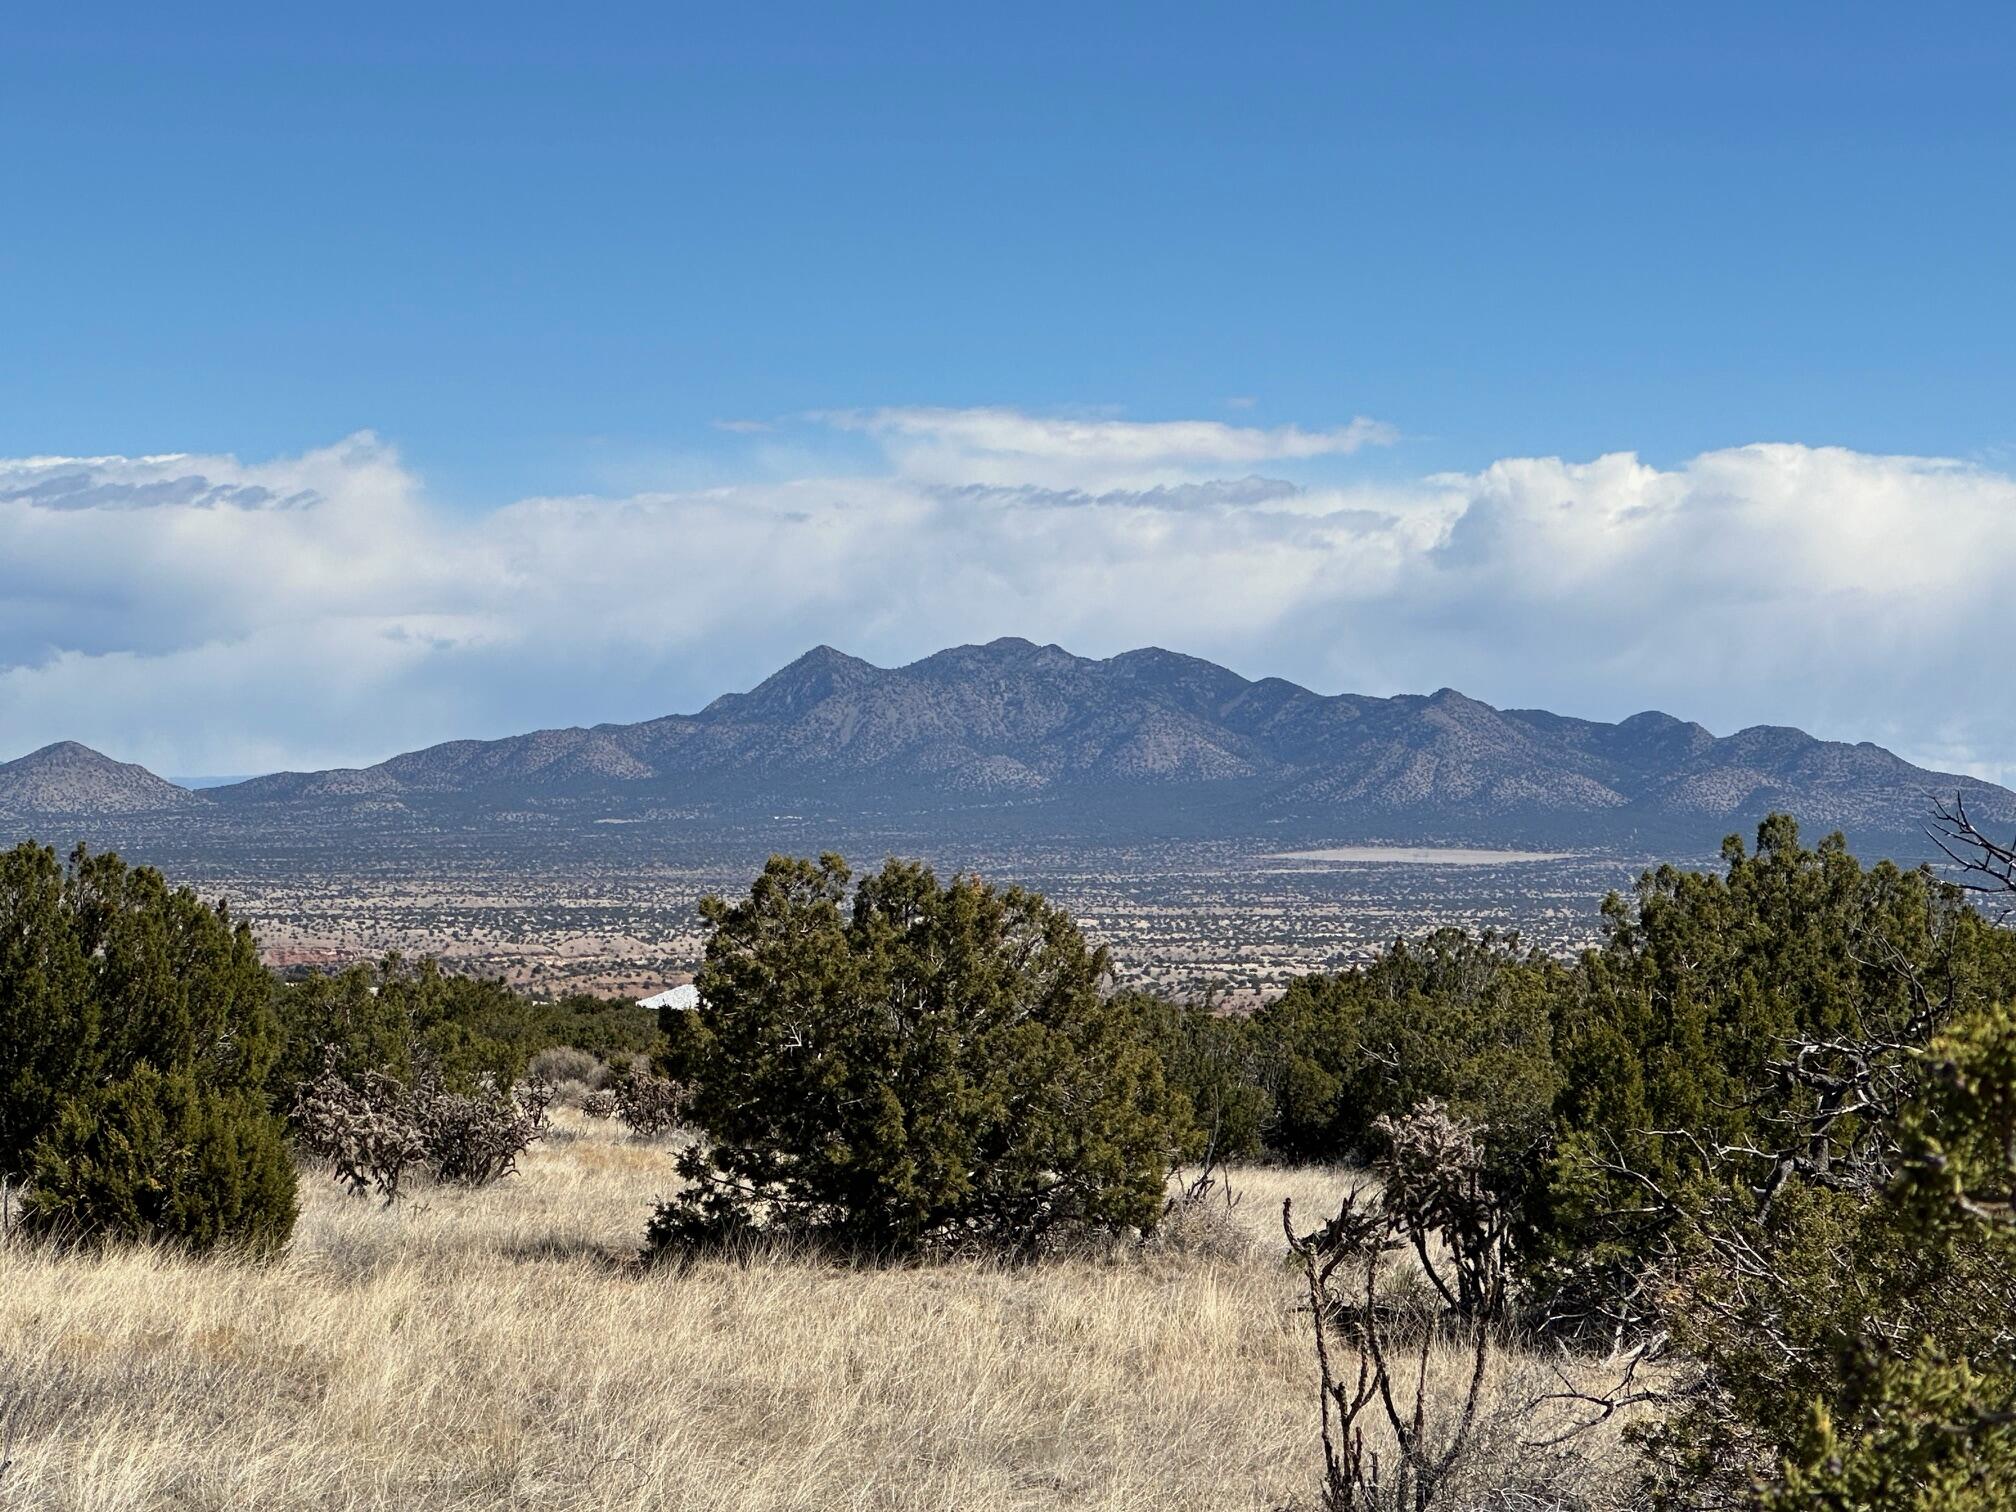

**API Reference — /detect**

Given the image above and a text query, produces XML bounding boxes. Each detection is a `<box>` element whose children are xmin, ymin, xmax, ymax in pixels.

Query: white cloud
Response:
<box><xmin>816</xmin><ymin>406</ymin><xmax>1398</xmax><ymax>488</ymax></box>
<box><xmin>0</xmin><ymin>414</ymin><xmax>2010</xmax><ymax>785</ymax></box>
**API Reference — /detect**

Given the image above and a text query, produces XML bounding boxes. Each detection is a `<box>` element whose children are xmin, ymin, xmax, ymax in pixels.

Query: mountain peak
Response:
<box><xmin>961</xmin><ymin>636</ymin><xmax>1077</xmax><ymax>663</ymax></box>
<box><xmin>764</xmin><ymin>643</ymin><xmax>874</xmax><ymax>681</ymax></box>
<box><xmin>0</xmin><ymin>742</ymin><xmax>196</xmax><ymax>814</ymax></box>
<box><xmin>778</xmin><ymin>643</ymin><xmax>878</xmax><ymax>682</ymax></box>
<box><xmin>903</xmin><ymin>639</ymin><xmax>1089</xmax><ymax>680</ymax></box>
<box><xmin>1102</xmin><ymin>646</ymin><xmax>1256</xmax><ymax>715</ymax></box>
<box><xmin>1104</xmin><ymin>646</ymin><xmax>1228</xmax><ymax>676</ymax></box>
<box><xmin>797</xmin><ymin>643</ymin><xmax>863</xmax><ymax>668</ymax></box>
<box><xmin>705</xmin><ymin>643</ymin><xmax>880</xmax><ymax>720</ymax></box>
<box><xmin>22</xmin><ymin>740</ymin><xmax>102</xmax><ymax>763</ymax></box>
<box><xmin>12</xmin><ymin>740</ymin><xmax>136</xmax><ymax>771</ymax></box>
<box><xmin>1423</xmin><ymin>687</ymin><xmax>1494</xmax><ymax>716</ymax></box>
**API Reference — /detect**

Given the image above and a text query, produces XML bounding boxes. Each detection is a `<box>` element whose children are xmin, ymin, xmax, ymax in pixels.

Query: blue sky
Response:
<box><xmin>8</xmin><ymin>4</ymin><xmax>2014</xmax><ymax>493</ymax></box>
<box><xmin>3</xmin><ymin>5</ymin><xmax>2014</xmax><ymax>780</ymax></box>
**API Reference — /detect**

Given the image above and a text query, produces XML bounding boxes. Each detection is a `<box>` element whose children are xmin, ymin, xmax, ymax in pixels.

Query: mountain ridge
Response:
<box><xmin>3</xmin><ymin>639</ymin><xmax>2007</xmax><ymax>854</ymax></box>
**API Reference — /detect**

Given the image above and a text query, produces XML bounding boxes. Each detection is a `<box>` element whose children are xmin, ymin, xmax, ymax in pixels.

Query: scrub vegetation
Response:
<box><xmin>3</xmin><ymin>810</ymin><xmax>2014</xmax><ymax>1508</ymax></box>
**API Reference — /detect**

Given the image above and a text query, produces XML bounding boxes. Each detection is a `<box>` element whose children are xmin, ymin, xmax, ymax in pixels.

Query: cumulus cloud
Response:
<box><xmin>0</xmin><ymin>412</ymin><xmax>2008</xmax><ymax>784</ymax></box>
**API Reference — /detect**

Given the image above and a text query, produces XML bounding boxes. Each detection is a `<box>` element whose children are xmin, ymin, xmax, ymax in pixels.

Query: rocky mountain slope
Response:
<box><xmin>0</xmin><ymin>742</ymin><xmax>199</xmax><ymax>817</ymax></box>
<box><xmin>2</xmin><ymin>642</ymin><xmax>2003</xmax><ymax>853</ymax></box>
<box><xmin>187</xmin><ymin>638</ymin><xmax>2012</xmax><ymax>851</ymax></box>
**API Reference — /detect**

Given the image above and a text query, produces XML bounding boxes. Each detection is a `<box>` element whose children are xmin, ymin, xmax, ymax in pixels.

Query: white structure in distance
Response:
<box><xmin>638</xmin><ymin>983</ymin><xmax>700</xmax><ymax>1013</ymax></box>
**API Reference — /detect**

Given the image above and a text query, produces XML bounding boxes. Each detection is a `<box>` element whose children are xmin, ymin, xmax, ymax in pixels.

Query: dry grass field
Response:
<box><xmin>0</xmin><ymin>1114</ymin><xmax>1646</xmax><ymax>1511</ymax></box>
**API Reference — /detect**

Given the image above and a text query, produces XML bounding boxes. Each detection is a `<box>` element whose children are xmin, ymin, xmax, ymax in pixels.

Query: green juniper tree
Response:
<box><xmin>1536</xmin><ymin>816</ymin><xmax>2016</xmax><ymax>1318</ymax></box>
<box><xmin>1636</xmin><ymin>989</ymin><xmax>2016</xmax><ymax>1511</ymax></box>
<box><xmin>1125</xmin><ymin>986</ymin><xmax>1269</xmax><ymax>1161</ymax></box>
<box><xmin>268</xmin><ymin>954</ymin><xmax>546</xmax><ymax>1104</ymax></box>
<box><xmin>0</xmin><ymin>841</ymin><xmax>295</xmax><ymax>1252</ymax></box>
<box><xmin>1243</xmin><ymin>928</ymin><xmax>1564</xmax><ymax>1201</ymax></box>
<box><xmin>651</xmin><ymin>855</ymin><xmax>1191</xmax><ymax>1256</ymax></box>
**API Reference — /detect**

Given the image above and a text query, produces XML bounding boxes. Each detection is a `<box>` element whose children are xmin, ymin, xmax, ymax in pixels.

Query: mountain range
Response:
<box><xmin>2</xmin><ymin>638</ymin><xmax>2006</xmax><ymax>855</ymax></box>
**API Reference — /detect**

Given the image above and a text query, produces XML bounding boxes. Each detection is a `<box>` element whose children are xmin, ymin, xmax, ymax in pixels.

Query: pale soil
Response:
<box><xmin>0</xmin><ymin>1117</ymin><xmax>1645</xmax><ymax>1510</ymax></box>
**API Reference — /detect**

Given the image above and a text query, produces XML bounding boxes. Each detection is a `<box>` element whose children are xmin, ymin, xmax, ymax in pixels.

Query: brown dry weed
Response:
<box><xmin>0</xmin><ymin>1116</ymin><xmax>1645</xmax><ymax>1510</ymax></box>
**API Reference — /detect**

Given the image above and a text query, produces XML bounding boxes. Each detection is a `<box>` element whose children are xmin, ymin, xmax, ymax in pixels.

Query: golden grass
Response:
<box><xmin>0</xmin><ymin>1117</ymin><xmax>1644</xmax><ymax>1510</ymax></box>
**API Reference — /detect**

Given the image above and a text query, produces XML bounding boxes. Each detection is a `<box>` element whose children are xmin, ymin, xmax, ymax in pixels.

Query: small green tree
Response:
<box><xmin>1624</xmin><ymin>994</ymin><xmax>2016</xmax><ymax>1509</ymax></box>
<box><xmin>1759</xmin><ymin>1351</ymin><xmax>2016</xmax><ymax>1512</ymax></box>
<box><xmin>22</xmin><ymin>1064</ymin><xmax>296</xmax><ymax>1253</ymax></box>
<box><xmin>0</xmin><ymin>840</ymin><xmax>91</xmax><ymax>1179</ymax></box>
<box><xmin>1244</xmin><ymin>967</ymin><xmax>1366</xmax><ymax>1161</ymax></box>
<box><xmin>651</xmin><ymin>855</ymin><xmax>1191</xmax><ymax>1256</ymax></box>
<box><xmin>1127</xmin><ymin>987</ymin><xmax>1268</xmax><ymax>1161</ymax></box>
<box><xmin>1248</xmin><ymin>929</ymin><xmax>1563</xmax><ymax>1188</ymax></box>
<box><xmin>0</xmin><ymin>842</ymin><xmax>295</xmax><ymax>1252</ymax></box>
<box><xmin>269</xmin><ymin>955</ymin><xmax>539</xmax><ymax>1103</ymax></box>
<box><xmin>1536</xmin><ymin>816</ymin><xmax>2016</xmax><ymax>1313</ymax></box>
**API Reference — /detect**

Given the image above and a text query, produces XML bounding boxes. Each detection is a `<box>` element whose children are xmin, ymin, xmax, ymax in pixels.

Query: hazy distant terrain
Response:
<box><xmin>1</xmin><ymin>638</ymin><xmax>1999</xmax><ymax>992</ymax></box>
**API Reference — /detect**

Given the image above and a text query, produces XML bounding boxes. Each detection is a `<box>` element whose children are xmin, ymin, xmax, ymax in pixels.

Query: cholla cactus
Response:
<box><xmin>516</xmin><ymin>1075</ymin><xmax>555</xmax><ymax>1137</ymax></box>
<box><xmin>291</xmin><ymin>1049</ymin><xmax>549</xmax><ymax>1201</ymax></box>
<box><xmin>1285</xmin><ymin>1100</ymin><xmax>1512</xmax><ymax>1511</ymax></box>
<box><xmin>1371</xmin><ymin>1099</ymin><xmax>1506</xmax><ymax>1321</ymax></box>
<box><xmin>1373</xmin><ymin>1099</ymin><xmax>1486</xmax><ymax>1209</ymax></box>
<box><xmin>290</xmin><ymin>1049</ymin><xmax>428</xmax><ymax>1204</ymax></box>
<box><xmin>411</xmin><ymin>1073</ymin><xmax>548</xmax><ymax>1187</ymax></box>
<box><xmin>612</xmin><ymin>1069</ymin><xmax>686</xmax><ymax>1139</ymax></box>
<box><xmin>579</xmin><ymin>1089</ymin><xmax>619</xmax><ymax>1120</ymax></box>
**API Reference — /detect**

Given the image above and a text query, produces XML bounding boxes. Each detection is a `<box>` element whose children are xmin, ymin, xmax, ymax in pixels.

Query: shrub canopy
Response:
<box><xmin>0</xmin><ymin>842</ymin><xmax>295</xmax><ymax>1251</ymax></box>
<box><xmin>1539</xmin><ymin>815</ymin><xmax>2016</xmax><ymax>1297</ymax></box>
<box><xmin>653</xmin><ymin>855</ymin><xmax>1190</xmax><ymax>1254</ymax></box>
<box><xmin>23</xmin><ymin>1064</ymin><xmax>296</xmax><ymax>1252</ymax></box>
<box><xmin>1245</xmin><ymin>927</ymin><xmax>1563</xmax><ymax>1178</ymax></box>
<box><xmin>270</xmin><ymin>962</ymin><xmax>663</xmax><ymax>1110</ymax></box>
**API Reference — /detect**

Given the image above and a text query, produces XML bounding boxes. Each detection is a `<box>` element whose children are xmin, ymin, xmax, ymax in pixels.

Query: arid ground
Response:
<box><xmin>0</xmin><ymin>1112</ymin><xmax>1647</xmax><ymax>1511</ymax></box>
<box><xmin>178</xmin><ymin>841</ymin><xmax>1650</xmax><ymax>1005</ymax></box>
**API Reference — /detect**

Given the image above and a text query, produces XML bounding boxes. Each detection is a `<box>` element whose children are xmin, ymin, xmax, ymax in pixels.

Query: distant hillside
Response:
<box><xmin>187</xmin><ymin>638</ymin><xmax>2013</xmax><ymax>854</ymax></box>
<box><xmin>0</xmin><ymin>742</ymin><xmax>199</xmax><ymax>817</ymax></box>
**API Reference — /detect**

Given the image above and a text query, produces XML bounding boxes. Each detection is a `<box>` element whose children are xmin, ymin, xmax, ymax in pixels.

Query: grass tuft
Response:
<box><xmin>0</xmin><ymin>1115</ymin><xmax>1643</xmax><ymax>1510</ymax></box>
